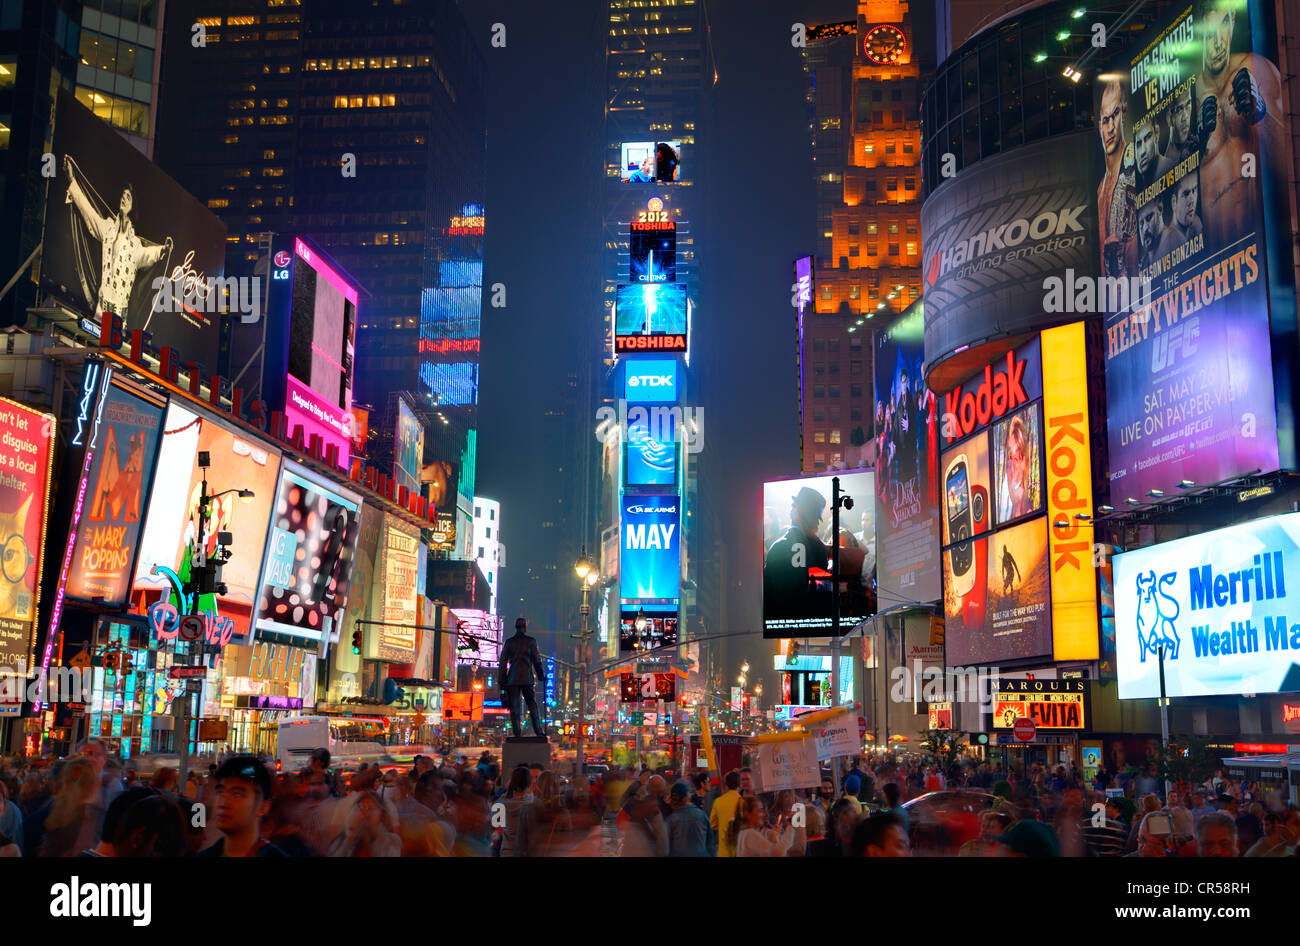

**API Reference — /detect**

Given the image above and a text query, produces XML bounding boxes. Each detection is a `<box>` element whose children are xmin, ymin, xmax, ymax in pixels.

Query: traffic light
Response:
<box><xmin>351</xmin><ymin>630</ymin><xmax>363</xmax><ymax>655</ymax></box>
<box><xmin>969</xmin><ymin>732</ymin><xmax>989</xmax><ymax>746</ymax></box>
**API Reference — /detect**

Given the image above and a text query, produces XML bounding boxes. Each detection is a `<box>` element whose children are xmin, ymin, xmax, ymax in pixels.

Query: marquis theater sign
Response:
<box><xmin>993</xmin><ymin>678</ymin><xmax>1089</xmax><ymax>729</ymax></box>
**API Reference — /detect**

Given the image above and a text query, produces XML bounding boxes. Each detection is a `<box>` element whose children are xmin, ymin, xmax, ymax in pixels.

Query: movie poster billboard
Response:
<box><xmin>0</xmin><ymin>398</ymin><xmax>57</xmax><ymax>670</ymax></box>
<box><xmin>255</xmin><ymin>461</ymin><xmax>362</xmax><ymax>649</ymax></box>
<box><xmin>1114</xmin><ymin>512</ymin><xmax>1300</xmax><ymax>699</ymax></box>
<box><xmin>874</xmin><ymin>303</ymin><xmax>940</xmax><ymax>604</ymax></box>
<box><xmin>42</xmin><ymin>92</ymin><xmax>227</xmax><ymax>358</ymax></box>
<box><xmin>133</xmin><ymin>402</ymin><xmax>282</xmax><ymax>644</ymax></box>
<box><xmin>1095</xmin><ymin>0</ymin><xmax>1284</xmax><ymax>498</ymax></box>
<box><xmin>621</xmin><ymin>495</ymin><xmax>680</xmax><ymax>601</ymax></box>
<box><xmin>65</xmin><ymin>377</ymin><xmax>166</xmax><ymax>606</ymax></box>
<box><xmin>762</xmin><ymin>472</ymin><xmax>875</xmax><ymax>638</ymax></box>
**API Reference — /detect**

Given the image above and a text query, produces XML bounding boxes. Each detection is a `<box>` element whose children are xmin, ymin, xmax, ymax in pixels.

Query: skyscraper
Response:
<box><xmin>797</xmin><ymin>0</ymin><xmax>932</xmax><ymax>474</ymax></box>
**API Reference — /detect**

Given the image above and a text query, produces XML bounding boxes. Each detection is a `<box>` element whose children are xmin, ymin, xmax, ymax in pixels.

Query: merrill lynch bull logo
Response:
<box><xmin>1135</xmin><ymin>570</ymin><xmax>1181</xmax><ymax>662</ymax></box>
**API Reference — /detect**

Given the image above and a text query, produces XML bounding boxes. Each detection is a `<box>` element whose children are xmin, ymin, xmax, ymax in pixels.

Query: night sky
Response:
<box><xmin>466</xmin><ymin>0</ymin><xmax>854</xmax><ymax>694</ymax></box>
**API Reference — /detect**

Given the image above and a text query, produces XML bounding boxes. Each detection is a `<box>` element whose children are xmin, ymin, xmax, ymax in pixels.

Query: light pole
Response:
<box><xmin>573</xmin><ymin>548</ymin><xmax>598</xmax><ymax>783</ymax></box>
<box><xmin>828</xmin><ymin>475</ymin><xmax>853</xmax><ymax>798</ymax></box>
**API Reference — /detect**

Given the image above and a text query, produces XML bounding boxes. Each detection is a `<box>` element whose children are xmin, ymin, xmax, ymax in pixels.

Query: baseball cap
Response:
<box><xmin>994</xmin><ymin>819</ymin><xmax>1059</xmax><ymax>857</ymax></box>
<box><xmin>669</xmin><ymin>781</ymin><xmax>690</xmax><ymax>800</ymax></box>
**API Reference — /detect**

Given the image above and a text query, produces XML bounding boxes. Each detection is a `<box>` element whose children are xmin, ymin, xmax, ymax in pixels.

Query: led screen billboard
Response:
<box><xmin>1114</xmin><ymin>513</ymin><xmax>1300</xmax><ymax>699</ymax></box>
<box><xmin>394</xmin><ymin>398</ymin><xmax>424</xmax><ymax>497</ymax></box>
<box><xmin>622</xmin><ymin>359</ymin><xmax>679</xmax><ymax>403</ymax></box>
<box><xmin>619</xmin><ymin>607</ymin><xmax>679</xmax><ymax>654</ymax></box>
<box><xmin>620</xmin><ymin>495</ymin><xmax>680</xmax><ymax>600</ymax></box>
<box><xmin>65</xmin><ymin>377</ymin><xmax>166</xmax><ymax>606</ymax></box>
<box><xmin>615</xmin><ymin>284</ymin><xmax>688</xmax><ymax>355</ymax></box>
<box><xmin>874</xmin><ymin>303</ymin><xmax>941</xmax><ymax>604</ymax></box>
<box><xmin>626</xmin><ymin>410</ymin><xmax>678</xmax><ymax>487</ymax></box>
<box><xmin>630</xmin><ymin>229</ymin><xmax>676</xmax><ymax>283</ymax></box>
<box><xmin>133</xmin><ymin>402</ymin><xmax>282</xmax><ymax>644</ymax></box>
<box><xmin>619</xmin><ymin>141</ymin><xmax>682</xmax><ymax>182</ymax></box>
<box><xmin>41</xmin><ymin>91</ymin><xmax>227</xmax><ymax>358</ymax></box>
<box><xmin>0</xmin><ymin>398</ymin><xmax>56</xmax><ymax>670</ymax></box>
<box><xmin>762</xmin><ymin>471</ymin><xmax>875</xmax><ymax>637</ymax></box>
<box><xmin>255</xmin><ymin>461</ymin><xmax>362</xmax><ymax>648</ymax></box>
<box><xmin>1095</xmin><ymin>0</ymin><xmax>1283</xmax><ymax>498</ymax></box>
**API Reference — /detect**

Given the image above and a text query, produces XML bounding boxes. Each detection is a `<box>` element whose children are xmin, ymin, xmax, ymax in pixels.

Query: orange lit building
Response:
<box><xmin>798</xmin><ymin>0</ymin><xmax>931</xmax><ymax>473</ymax></box>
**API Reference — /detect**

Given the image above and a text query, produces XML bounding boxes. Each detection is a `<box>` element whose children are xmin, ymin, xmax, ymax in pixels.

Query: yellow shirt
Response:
<box><xmin>710</xmin><ymin>790</ymin><xmax>743</xmax><ymax>857</ymax></box>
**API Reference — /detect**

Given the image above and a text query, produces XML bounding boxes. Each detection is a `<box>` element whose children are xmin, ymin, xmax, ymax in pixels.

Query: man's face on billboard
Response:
<box><xmin>1203</xmin><ymin>9</ymin><xmax>1234</xmax><ymax>76</ymax></box>
<box><xmin>1138</xmin><ymin>204</ymin><xmax>1161</xmax><ymax>252</ymax></box>
<box><xmin>1171</xmin><ymin>89</ymin><xmax>1193</xmax><ymax>147</ymax></box>
<box><xmin>1174</xmin><ymin>177</ymin><xmax>1199</xmax><ymax>227</ymax></box>
<box><xmin>1134</xmin><ymin>123</ymin><xmax>1157</xmax><ymax>175</ymax></box>
<box><xmin>1099</xmin><ymin>83</ymin><xmax>1125</xmax><ymax>156</ymax></box>
<box><xmin>791</xmin><ymin>497</ymin><xmax>824</xmax><ymax>537</ymax></box>
<box><xmin>119</xmin><ymin>188</ymin><xmax>133</xmax><ymax>217</ymax></box>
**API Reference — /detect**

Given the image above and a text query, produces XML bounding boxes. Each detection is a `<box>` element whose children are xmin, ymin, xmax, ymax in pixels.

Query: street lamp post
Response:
<box><xmin>573</xmin><ymin>549</ymin><xmax>599</xmax><ymax>784</ymax></box>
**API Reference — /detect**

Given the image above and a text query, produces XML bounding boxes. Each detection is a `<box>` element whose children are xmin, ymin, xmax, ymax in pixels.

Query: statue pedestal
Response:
<box><xmin>502</xmin><ymin>736</ymin><xmax>552</xmax><ymax>774</ymax></box>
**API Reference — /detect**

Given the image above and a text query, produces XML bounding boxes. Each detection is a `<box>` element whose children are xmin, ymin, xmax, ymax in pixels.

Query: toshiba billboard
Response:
<box><xmin>940</xmin><ymin>323</ymin><xmax>1099</xmax><ymax>664</ymax></box>
<box><xmin>921</xmin><ymin>131</ymin><xmax>1100</xmax><ymax>391</ymax></box>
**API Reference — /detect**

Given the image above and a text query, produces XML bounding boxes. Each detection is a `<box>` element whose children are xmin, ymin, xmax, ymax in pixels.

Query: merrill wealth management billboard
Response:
<box><xmin>1114</xmin><ymin>513</ymin><xmax>1300</xmax><ymax>699</ymax></box>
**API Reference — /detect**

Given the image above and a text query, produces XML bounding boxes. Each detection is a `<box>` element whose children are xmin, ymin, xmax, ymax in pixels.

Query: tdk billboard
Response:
<box><xmin>622</xmin><ymin>358</ymin><xmax>678</xmax><ymax>403</ymax></box>
<box><xmin>620</xmin><ymin>495</ymin><xmax>680</xmax><ymax>600</ymax></box>
<box><xmin>1114</xmin><ymin>513</ymin><xmax>1300</xmax><ymax>700</ymax></box>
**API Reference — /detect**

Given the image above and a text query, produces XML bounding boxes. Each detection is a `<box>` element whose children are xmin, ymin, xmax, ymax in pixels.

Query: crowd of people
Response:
<box><xmin>0</xmin><ymin>742</ymin><xmax>1296</xmax><ymax>857</ymax></box>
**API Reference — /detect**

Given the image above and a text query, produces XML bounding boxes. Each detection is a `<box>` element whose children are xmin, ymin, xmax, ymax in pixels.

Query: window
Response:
<box><xmin>849</xmin><ymin>245</ymin><xmax>859</xmax><ymax>257</ymax></box>
<box><xmin>851</xmin><ymin>361</ymin><xmax>863</xmax><ymax>376</ymax></box>
<box><xmin>829</xmin><ymin>363</ymin><xmax>840</xmax><ymax>376</ymax></box>
<box><xmin>888</xmin><ymin>223</ymin><xmax>899</xmax><ymax>234</ymax></box>
<box><xmin>851</xmin><ymin>407</ymin><xmax>864</xmax><ymax>422</ymax></box>
<box><xmin>871</xmin><ymin>90</ymin><xmax>882</xmax><ymax>102</ymax></box>
<box><xmin>829</xmin><ymin>385</ymin><xmax>840</xmax><ymax>398</ymax></box>
<box><xmin>888</xmin><ymin>243</ymin><xmax>899</xmax><ymax>256</ymax></box>
<box><xmin>814</xmin><ymin>385</ymin><xmax>825</xmax><ymax>399</ymax></box>
<box><xmin>887</xmin><ymin>179</ymin><xmax>897</xmax><ymax>190</ymax></box>
<box><xmin>871</xmin><ymin>111</ymin><xmax>882</xmax><ymax>124</ymax></box>
<box><xmin>820</xmin><ymin>287</ymin><xmax>832</xmax><ymax>301</ymax></box>
<box><xmin>892</xmin><ymin>110</ymin><xmax>904</xmax><ymax>123</ymax></box>
<box><xmin>885</xmin><ymin>142</ymin><xmax>896</xmax><ymax>154</ymax></box>
<box><xmin>830</xmin><ymin>430</ymin><xmax>842</xmax><ymax>445</ymax></box>
<box><xmin>812</xmin><ymin>338</ymin><xmax>825</xmax><ymax>352</ymax></box>
<box><xmin>814</xmin><ymin>407</ymin><xmax>826</xmax><ymax>422</ymax></box>
<box><xmin>849</xmin><ymin>285</ymin><xmax>860</xmax><ymax>299</ymax></box>
<box><xmin>867</xmin><ymin>224</ymin><xmax>878</xmax><ymax>235</ymax></box>
<box><xmin>906</xmin><ymin>242</ymin><xmax>917</xmax><ymax>255</ymax></box>
<box><xmin>848</xmin><ymin>222</ymin><xmax>859</xmax><ymax>235</ymax></box>
<box><xmin>830</xmin><ymin>406</ymin><xmax>841</xmax><ymax>421</ymax></box>
<box><xmin>814</xmin><ymin>432</ymin><xmax>826</xmax><ymax>443</ymax></box>
<box><xmin>828</xmin><ymin>339</ymin><xmax>840</xmax><ymax>352</ymax></box>
<box><xmin>850</xmin><ymin>384</ymin><xmax>864</xmax><ymax>398</ymax></box>
<box><xmin>904</xmin><ymin>178</ymin><xmax>915</xmax><ymax>190</ymax></box>
<box><xmin>814</xmin><ymin>363</ymin><xmax>825</xmax><ymax>377</ymax></box>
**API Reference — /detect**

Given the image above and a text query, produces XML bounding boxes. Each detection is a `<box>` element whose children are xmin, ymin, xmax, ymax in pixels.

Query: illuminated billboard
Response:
<box><xmin>626</xmin><ymin>409</ymin><xmax>678</xmax><ymax>488</ymax></box>
<box><xmin>255</xmin><ymin>461</ymin><xmax>362</xmax><ymax>648</ymax></box>
<box><xmin>619</xmin><ymin>607</ymin><xmax>679</xmax><ymax>654</ymax></box>
<box><xmin>377</xmin><ymin>515</ymin><xmax>420</xmax><ymax>663</ymax></box>
<box><xmin>623</xmin><ymin>358</ymin><xmax>679</xmax><ymax>403</ymax></box>
<box><xmin>133</xmin><ymin>402</ymin><xmax>282</xmax><ymax>644</ymax></box>
<box><xmin>620</xmin><ymin>671</ymin><xmax>677</xmax><ymax>702</ymax></box>
<box><xmin>614</xmin><ymin>284</ymin><xmax>688</xmax><ymax>354</ymax></box>
<box><xmin>394</xmin><ymin>397</ymin><xmax>424</xmax><ymax>497</ymax></box>
<box><xmin>874</xmin><ymin>302</ymin><xmax>941</xmax><ymax>604</ymax></box>
<box><xmin>619</xmin><ymin>141</ymin><xmax>682</xmax><ymax>183</ymax></box>
<box><xmin>993</xmin><ymin>679</ymin><xmax>1089</xmax><ymax>729</ymax></box>
<box><xmin>0</xmin><ymin>398</ymin><xmax>57</xmax><ymax>670</ymax></box>
<box><xmin>794</xmin><ymin>256</ymin><xmax>813</xmax><ymax>313</ymax></box>
<box><xmin>1094</xmin><ymin>1</ymin><xmax>1283</xmax><ymax>498</ymax></box>
<box><xmin>1114</xmin><ymin>513</ymin><xmax>1300</xmax><ymax>699</ymax></box>
<box><xmin>263</xmin><ymin>235</ymin><xmax>359</xmax><ymax>471</ymax></box>
<box><xmin>762</xmin><ymin>471</ymin><xmax>875</xmax><ymax>637</ymax></box>
<box><xmin>41</xmin><ymin>91</ymin><xmax>227</xmax><ymax>357</ymax></box>
<box><xmin>65</xmin><ymin>376</ymin><xmax>166</xmax><ymax>606</ymax></box>
<box><xmin>939</xmin><ymin>324</ymin><xmax>1099</xmax><ymax>664</ymax></box>
<box><xmin>620</xmin><ymin>495</ymin><xmax>680</xmax><ymax>600</ymax></box>
<box><xmin>630</xmin><ymin>229</ymin><xmax>676</xmax><ymax>283</ymax></box>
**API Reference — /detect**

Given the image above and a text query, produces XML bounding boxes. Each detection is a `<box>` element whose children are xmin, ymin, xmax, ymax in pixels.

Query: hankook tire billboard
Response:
<box><xmin>921</xmin><ymin>131</ymin><xmax>1100</xmax><ymax>390</ymax></box>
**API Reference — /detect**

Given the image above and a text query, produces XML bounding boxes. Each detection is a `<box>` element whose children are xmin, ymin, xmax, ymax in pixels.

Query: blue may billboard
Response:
<box><xmin>1114</xmin><ymin>512</ymin><xmax>1300</xmax><ymax>699</ymax></box>
<box><xmin>620</xmin><ymin>496</ymin><xmax>680</xmax><ymax>600</ymax></box>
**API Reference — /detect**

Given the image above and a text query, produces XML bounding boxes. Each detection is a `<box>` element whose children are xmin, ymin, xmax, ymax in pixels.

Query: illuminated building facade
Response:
<box><xmin>797</xmin><ymin>0</ymin><xmax>932</xmax><ymax>473</ymax></box>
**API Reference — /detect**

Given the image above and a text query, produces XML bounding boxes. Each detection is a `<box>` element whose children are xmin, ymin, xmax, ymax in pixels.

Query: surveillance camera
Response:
<box><xmin>197</xmin><ymin>450</ymin><xmax>211</xmax><ymax>468</ymax></box>
<box><xmin>217</xmin><ymin>531</ymin><xmax>233</xmax><ymax>546</ymax></box>
<box><xmin>842</xmin><ymin>496</ymin><xmax>854</xmax><ymax>510</ymax></box>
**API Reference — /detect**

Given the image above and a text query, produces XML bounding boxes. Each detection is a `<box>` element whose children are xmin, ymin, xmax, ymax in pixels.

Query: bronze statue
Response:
<box><xmin>499</xmin><ymin>617</ymin><xmax>546</xmax><ymax>738</ymax></box>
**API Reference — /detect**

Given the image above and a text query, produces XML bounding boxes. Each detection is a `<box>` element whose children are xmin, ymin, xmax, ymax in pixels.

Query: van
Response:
<box><xmin>276</xmin><ymin>716</ymin><xmax>392</xmax><ymax>773</ymax></box>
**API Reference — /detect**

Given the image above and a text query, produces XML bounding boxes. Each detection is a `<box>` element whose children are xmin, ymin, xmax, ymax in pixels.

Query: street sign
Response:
<box><xmin>185</xmin><ymin>679</ymin><xmax>204</xmax><ymax>694</ymax></box>
<box><xmin>1013</xmin><ymin>717</ymin><xmax>1036</xmax><ymax>742</ymax></box>
<box><xmin>169</xmin><ymin>666</ymin><xmax>207</xmax><ymax>679</ymax></box>
<box><xmin>858</xmin><ymin>716</ymin><xmax>868</xmax><ymax>739</ymax></box>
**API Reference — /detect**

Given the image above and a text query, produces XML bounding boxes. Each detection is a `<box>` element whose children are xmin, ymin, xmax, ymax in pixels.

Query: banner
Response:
<box><xmin>0</xmin><ymin>398</ymin><xmax>56</xmax><ymax>670</ymax></box>
<box><xmin>65</xmin><ymin>377</ymin><xmax>166</xmax><ymax>605</ymax></box>
<box><xmin>1040</xmin><ymin>322</ymin><xmax>1099</xmax><ymax>660</ymax></box>
<box><xmin>814</xmin><ymin>713</ymin><xmax>860</xmax><ymax>761</ymax></box>
<box><xmin>1114</xmin><ymin>512</ymin><xmax>1300</xmax><ymax>699</ymax></box>
<box><xmin>874</xmin><ymin>302</ymin><xmax>941</xmax><ymax>605</ymax></box>
<box><xmin>1096</xmin><ymin>0</ymin><xmax>1283</xmax><ymax>498</ymax></box>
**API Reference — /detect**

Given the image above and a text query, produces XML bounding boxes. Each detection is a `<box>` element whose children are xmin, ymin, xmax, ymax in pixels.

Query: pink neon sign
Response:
<box><xmin>295</xmin><ymin>238</ymin><xmax>359</xmax><ymax>306</ymax></box>
<box><xmin>285</xmin><ymin>375</ymin><xmax>351</xmax><ymax>470</ymax></box>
